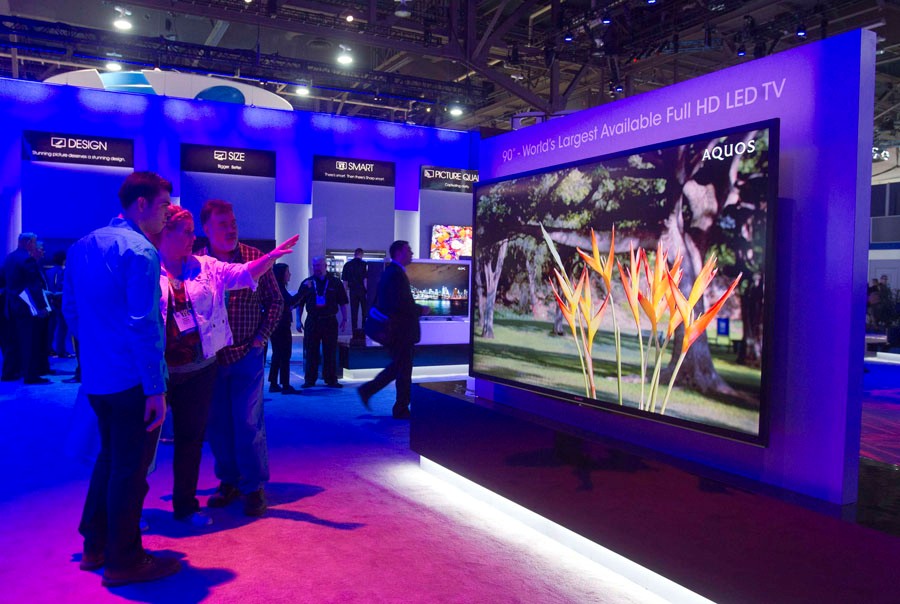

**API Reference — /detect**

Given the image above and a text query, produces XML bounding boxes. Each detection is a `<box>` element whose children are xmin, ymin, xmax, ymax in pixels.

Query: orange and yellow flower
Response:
<box><xmin>667</xmin><ymin>258</ymin><xmax>742</xmax><ymax>354</ymax></box>
<box><xmin>578</xmin><ymin>227</ymin><xmax>616</xmax><ymax>293</ymax></box>
<box><xmin>616</xmin><ymin>243</ymin><xmax>643</xmax><ymax>328</ymax></box>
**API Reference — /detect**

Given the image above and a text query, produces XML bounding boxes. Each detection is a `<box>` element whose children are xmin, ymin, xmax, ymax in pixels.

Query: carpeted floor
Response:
<box><xmin>0</xmin><ymin>353</ymin><xmax>668</xmax><ymax>604</ymax></box>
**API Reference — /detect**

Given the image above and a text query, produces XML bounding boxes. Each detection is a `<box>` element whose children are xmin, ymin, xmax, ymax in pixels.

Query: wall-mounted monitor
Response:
<box><xmin>406</xmin><ymin>259</ymin><xmax>471</xmax><ymax>319</ymax></box>
<box><xmin>430</xmin><ymin>225</ymin><xmax>473</xmax><ymax>260</ymax></box>
<box><xmin>471</xmin><ymin>120</ymin><xmax>778</xmax><ymax>444</ymax></box>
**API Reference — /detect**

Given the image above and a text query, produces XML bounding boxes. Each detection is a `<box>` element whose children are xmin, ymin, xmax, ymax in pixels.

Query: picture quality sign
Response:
<box><xmin>22</xmin><ymin>131</ymin><xmax>134</xmax><ymax>168</ymax></box>
<box><xmin>312</xmin><ymin>155</ymin><xmax>395</xmax><ymax>186</ymax></box>
<box><xmin>420</xmin><ymin>166</ymin><xmax>479</xmax><ymax>193</ymax></box>
<box><xmin>181</xmin><ymin>143</ymin><xmax>276</xmax><ymax>177</ymax></box>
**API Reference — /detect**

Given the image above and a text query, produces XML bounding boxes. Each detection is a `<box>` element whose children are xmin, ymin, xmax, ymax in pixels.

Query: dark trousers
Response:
<box><xmin>304</xmin><ymin>316</ymin><xmax>338</xmax><ymax>384</ymax></box>
<box><xmin>0</xmin><ymin>306</ymin><xmax>20</xmax><ymax>381</ymax></box>
<box><xmin>79</xmin><ymin>385</ymin><xmax>160</xmax><ymax>571</ymax></box>
<box><xmin>268</xmin><ymin>328</ymin><xmax>293</xmax><ymax>386</ymax></box>
<box><xmin>361</xmin><ymin>342</ymin><xmax>414</xmax><ymax>405</ymax></box>
<box><xmin>349</xmin><ymin>293</ymin><xmax>367</xmax><ymax>332</ymax></box>
<box><xmin>15</xmin><ymin>315</ymin><xmax>43</xmax><ymax>381</ymax></box>
<box><xmin>169</xmin><ymin>363</ymin><xmax>218</xmax><ymax>518</ymax></box>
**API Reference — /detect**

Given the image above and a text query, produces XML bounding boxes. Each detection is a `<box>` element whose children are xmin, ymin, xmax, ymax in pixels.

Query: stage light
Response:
<box><xmin>449</xmin><ymin>105</ymin><xmax>464</xmax><ymax>117</ymax></box>
<box><xmin>563</xmin><ymin>31</ymin><xmax>574</xmax><ymax>43</ymax></box>
<box><xmin>796</xmin><ymin>23</ymin><xmax>807</xmax><ymax>37</ymax></box>
<box><xmin>345</xmin><ymin>14</ymin><xmax>354</xmax><ymax>23</ymax></box>
<box><xmin>601</xmin><ymin>12</ymin><xmax>611</xmax><ymax>25</ymax></box>
<box><xmin>737</xmin><ymin>44</ymin><xmax>746</xmax><ymax>57</ymax></box>
<box><xmin>296</xmin><ymin>79</ymin><xmax>311</xmax><ymax>95</ymax></box>
<box><xmin>244</xmin><ymin>0</ymin><xmax>252</xmax><ymax>3</ymax></box>
<box><xmin>113</xmin><ymin>6</ymin><xmax>132</xmax><ymax>31</ymax></box>
<box><xmin>394</xmin><ymin>0</ymin><xmax>411</xmax><ymax>18</ymax></box>
<box><xmin>105</xmin><ymin>62</ymin><xmax>123</xmax><ymax>72</ymax></box>
<box><xmin>614</xmin><ymin>82</ymin><xmax>623</xmax><ymax>93</ymax></box>
<box><xmin>647</xmin><ymin>0</ymin><xmax>657</xmax><ymax>4</ymax></box>
<box><xmin>337</xmin><ymin>45</ymin><xmax>353</xmax><ymax>65</ymax></box>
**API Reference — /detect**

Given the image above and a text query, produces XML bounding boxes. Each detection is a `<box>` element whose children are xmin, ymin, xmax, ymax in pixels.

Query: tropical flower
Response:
<box><xmin>578</xmin><ymin>227</ymin><xmax>616</xmax><ymax>293</ymax></box>
<box><xmin>667</xmin><ymin>260</ymin><xmax>742</xmax><ymax>355</ymax></box>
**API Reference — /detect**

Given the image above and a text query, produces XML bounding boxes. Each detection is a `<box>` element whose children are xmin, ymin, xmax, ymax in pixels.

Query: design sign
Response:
<box><xmin>22</xmin><ymin>131</ymin><xmax>134</xmax><ymax>167</ymax></box>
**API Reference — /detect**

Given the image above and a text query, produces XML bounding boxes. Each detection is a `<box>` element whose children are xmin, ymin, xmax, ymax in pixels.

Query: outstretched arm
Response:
<box><xmin>247</xmin><ymin>234</ymin><xmax>300</xmax><ymax>280</ymax></box>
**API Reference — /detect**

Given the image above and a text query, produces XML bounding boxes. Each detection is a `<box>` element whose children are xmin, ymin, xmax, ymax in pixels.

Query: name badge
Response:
<box><xmin>173</xmin><ymin>307</ymin><xmax>197</xmax><ymax>333</ymax></box>
<box><xmin>315</xmin><ymin>294</ymin><xmax>326</xmax><ymax>307</ymax></box>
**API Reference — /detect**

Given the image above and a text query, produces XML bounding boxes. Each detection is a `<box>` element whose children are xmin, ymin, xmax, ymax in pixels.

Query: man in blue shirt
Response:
<box><xmin>63</xmin><ymin>171</ymin><xmax>180</xmax><ymax>587</ymax></box>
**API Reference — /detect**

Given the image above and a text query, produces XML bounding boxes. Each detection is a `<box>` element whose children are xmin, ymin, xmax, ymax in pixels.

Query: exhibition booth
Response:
<box><xmin>1</xmin><ymin>24</ymin><xmax>896</xmax><ymax>603</ymax></box>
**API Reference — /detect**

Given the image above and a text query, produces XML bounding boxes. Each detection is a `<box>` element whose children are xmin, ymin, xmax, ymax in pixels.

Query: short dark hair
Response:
<box><xmin>272</xmin><ymin>263</ymin><xmax>289</xmax><ymax>285</ymax></box>
<box><xmin>389</xmin><ymin>240</ymin><xmax>409</xmax><ymax>260</ymax></box>
<box><xmin>354</xmin><ymin>248</ymin><xmax>364</xmax><ymax>256</ymax></box>
<box><xmin>118</xmin><ymin>171</ymin><xmax>172</xmax><ymax>209</ymax></box>
<box><xmin>200</xmin><ymin>199</ymin><xmax>234</xmax><ymax>226</ymax></box>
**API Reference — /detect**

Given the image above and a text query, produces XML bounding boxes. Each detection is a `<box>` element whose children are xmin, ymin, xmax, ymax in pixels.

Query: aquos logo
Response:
<box><xmin>214</xmin><ymin>150</ymin><xmax>245</xmax><ymax>162</ymax></box>
<box><xmin>702</xmin><ymin>139</ymin><xmax>758</xmax><ymax>161</ymax></box>
<box><xmin>49</xmin><ymin>137</ymin><xmax>109</xmax><ymax>151</ymax></box>
<box><xmin>425</xmin><ymin>169</ymin><xmax>478</xmax><ymax>182</ymax></box>
<box><xmin>337</xmin><ymin>160</ymin><xmax>375</xmax><ymax>172</ymax></box>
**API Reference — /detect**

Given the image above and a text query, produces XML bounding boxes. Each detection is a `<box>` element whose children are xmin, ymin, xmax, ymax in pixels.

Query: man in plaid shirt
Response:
<box><xmin>198</xmin><ymin>199</ymin><xmax>284</xmax><ymax>517</ymax></box>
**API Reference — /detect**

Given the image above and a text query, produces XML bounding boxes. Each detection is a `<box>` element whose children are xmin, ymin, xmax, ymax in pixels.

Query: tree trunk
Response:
<box><xmin>480</xmin><ymin>239</ymin><xmax>508</xmax><ymax>339</ymax></box>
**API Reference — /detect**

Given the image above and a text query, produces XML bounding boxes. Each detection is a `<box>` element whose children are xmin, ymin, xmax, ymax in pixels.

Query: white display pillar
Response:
<box><xmin>394</xmin><ymin>209</ymin><xmax>420</xmax><ymax>257</ymax></box>
<box><xmin>276</xmin><ymin>202</ymin><xmax>312</xmax><ymax>282</ymax></box>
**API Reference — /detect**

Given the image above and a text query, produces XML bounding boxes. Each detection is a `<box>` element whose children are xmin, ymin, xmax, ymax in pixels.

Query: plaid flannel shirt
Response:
<box><xmin>197</xmin><ymin>242</ymin><xmax>283</xmax><ymax>366</ymax></box>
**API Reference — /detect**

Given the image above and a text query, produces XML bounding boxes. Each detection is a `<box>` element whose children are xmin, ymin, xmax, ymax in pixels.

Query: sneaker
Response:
<box><xmin>101</xmin><ymin>553</ymin><xmax>181</xmax><ymax>587</ymax></box>
<box><xmin>79</xmin><ymin>550</ymin><xmax>104</xmax><ymax>571</ymax></box>
<box><xmin>244</xmin><ymin>489</ymin><xmax>267</xmax><ymax>517</ymax></box>
<box><xmin>207</xmin><ymin>482</ymin><xmax>240</xmax><ymax>508</ymax></box>
<box><xmin>268</xmin><ymin>384</ymin><xmax>282</xmax><ymax>393</ymax></box>
<box><xmin>175</xmin><ymin>510</ymin><xmax>213</xmax><ymax>527</ymax></box>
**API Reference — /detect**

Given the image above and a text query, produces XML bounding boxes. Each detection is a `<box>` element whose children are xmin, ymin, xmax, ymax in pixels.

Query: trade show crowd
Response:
<box><xmin>0</xmin><ymin>171</ymin><xmax>426</xmax><ymax>588</ymax></box>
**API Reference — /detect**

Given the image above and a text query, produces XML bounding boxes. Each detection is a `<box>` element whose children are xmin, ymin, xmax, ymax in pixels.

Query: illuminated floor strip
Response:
<box><xmin>419</xmin><ymin>456</ymin><xmax>715</xmax><ymax>604</ymax></box>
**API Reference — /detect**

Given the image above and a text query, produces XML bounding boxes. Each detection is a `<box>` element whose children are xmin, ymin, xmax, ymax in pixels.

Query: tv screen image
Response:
<box><xmin>472</xmin><ymin>120</ymin><xmax>777</xmax><ymax>443</ymax></box>
<box><xmin>406</xmin><ymin>260</ymin><xmax>470</xmax><ymax>317</ymax></box>
<box><xmin>430</xmin><ymin>225</ymin><xmax>473</xmax><ymax>260</ymax></box>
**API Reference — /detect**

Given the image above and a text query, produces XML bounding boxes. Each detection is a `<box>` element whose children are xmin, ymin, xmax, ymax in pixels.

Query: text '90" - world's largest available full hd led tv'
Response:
<box><xmin>472</xmin><ymin>120</ymin><xmax>778</xmax><ymax>443</ymax></box>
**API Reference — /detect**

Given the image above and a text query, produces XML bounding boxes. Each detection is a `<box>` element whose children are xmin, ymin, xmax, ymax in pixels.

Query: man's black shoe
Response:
<box><xmin>207</xmin><ymin>482</ymin><xmax>240</xmax><ymax>508</ymax></box>
<box><xmin>301</xmin><ymin>382</ymin><xmax>316</xmax><ymax>388</ymax></box>
<box><xmin>268</xmin><ymin>384</ymin><xmax>282</xmax><ymax>393</ymax></box>
<box><xmin>244</xmin><ymin>489</ymin><xmax>267</xmax><ymax>517</ymax></box>
<box><xmin>357</xmin><ymin>387</ymin><xmax>372</xmax><ymax>410</ymax></box>
<box><xmin>23</xmin><ymin>377</ymin><xmax>52</xmax><ymax>385</ymax></box>
<box><xmin>325</xmin><ymin>381</ymin><xmax>343</xmax><ymax>389</ymax></box>
<box><xmin>101</xmin><ymin>553</ymin><xmax>181</xmax><ymax>587</ymax></box>
<box><xmin>281</xmin><ymin>384</ymin><xmax>301</xmax><ymax>394</ymax></box>
<box><xmin>79</xmin><ymin>550</ymin><xmax>104</xmax><ymax>571</ymax></box>
<box><xmin>392</xmin><ymin>404</ymin><xmax>411</xmax><ymax>420</ymax></box>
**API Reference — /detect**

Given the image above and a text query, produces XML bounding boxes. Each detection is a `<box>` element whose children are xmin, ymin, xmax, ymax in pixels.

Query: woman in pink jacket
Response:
<box><xmin>152</xmin><ymin>206</ymin><xmax>297</xmax><ymax>526</ymax></box>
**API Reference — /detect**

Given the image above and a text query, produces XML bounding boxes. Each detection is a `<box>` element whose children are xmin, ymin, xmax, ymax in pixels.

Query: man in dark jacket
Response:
<box><xmin>358</xmin><ymin>240</ymin><xmax>428</xmax><ymax>419</ymax></box>
<box><xmin>2</xmin><ymin>232</ymin><xmax>51</xmax><ymax>384</ymax></box>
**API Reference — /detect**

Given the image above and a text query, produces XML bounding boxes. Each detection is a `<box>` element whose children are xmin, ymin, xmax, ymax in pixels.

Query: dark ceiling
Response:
<box><xmin>1</xmin><ymin>0</ymin><xmax>898</xmax><ymax>145</ymax></box>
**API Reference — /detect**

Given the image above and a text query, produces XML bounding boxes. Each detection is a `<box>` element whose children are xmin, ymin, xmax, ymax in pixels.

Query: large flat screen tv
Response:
<box><xmin>406</xmin><ymin>260</ymin><xmax>470</xmax><ymax>318</ymax></box>
<box><xmin>430</xmin><ymin>225</ymin><xmax>473</xmax><ymax>260</ymax></box>
<box><xmin>471</xmin><ymin>120</ymin><xmax>778</xmax><ymax>444</ymax></box>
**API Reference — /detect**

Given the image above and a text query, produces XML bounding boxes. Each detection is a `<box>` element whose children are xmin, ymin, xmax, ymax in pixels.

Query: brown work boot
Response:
<box><xmin>101</xmin><ymin>553</ymin><xmax>181</xmax><ymax>587</ymax></box>
<box><xmin>244</xmin><ymin>489</ymin><xmax>267</xmax><ymax>517</ymax></box>
<box><xmin>207</xmin><ymin>482</ymin><xmax>240</xmax><ymax>508</ymax></box>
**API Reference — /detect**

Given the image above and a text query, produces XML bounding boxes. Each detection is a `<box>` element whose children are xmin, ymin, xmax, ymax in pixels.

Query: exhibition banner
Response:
<box><xmin>312</xmin><ymin>155</ymin><xmax>395</xmax><ymax>186</ymax></box>
<box><xmin>420</xmin><ymin>166</ymin><xmax>479</xmax><ymax>193</ymax></box>
<box><xmin>181</xmin><ymin>143</ymin><xmax>276</xmax><ymax>177</ymax></box>
<box><xmin>22</xmin><ymin>130</ymin><xmax>133</xmax><ymax>167</ymax></box>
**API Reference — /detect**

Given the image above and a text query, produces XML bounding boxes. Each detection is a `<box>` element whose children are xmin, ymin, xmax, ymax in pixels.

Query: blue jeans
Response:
<box><xmin>207</xmin><ymin>346</ymin><xmax>269</xmax><ymax>494</ymax></box>
<box><xmin>79</xmin><ymin>385</ymin><xmax>160</xmax><ymax>570</ymax></box>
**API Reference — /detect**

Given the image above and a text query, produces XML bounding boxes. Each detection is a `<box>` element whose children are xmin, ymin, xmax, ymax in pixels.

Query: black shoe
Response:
<box><xmin>325</xmin><ymin>381</ymin><xmax>343</xmax><ymax>389</ymax></box>
<box><xmin>62</xmin><ymin>377</ymin><xmax>81</xmax><ymax>384</ymax></box>
<box><xmin>244</xmin><ymin>489</ymin><xmax>267</xmax><ymax>517</ymax></box>
<box><xmin>392</xmin><ymin>404</ymin><xmax>411</xmax><ymax>420</ymax></box>
<box><xmin>207</xmin><ymin>482</ymin><xmax>240</xmax><ymax>508</ymax></box>
<box><xmin>79</xmin><ymin>550</ymin><xmax>104</xmax><ymax>571</ymax></box>
<box><xmin>301</xmin><ymin>382</ymin><xmax>316</xmax><ymax>388</ymax></box>
<box><xmin>357</xmin><ymin>386</ymin><xmax>372</xmax><ymax>410</ymax></box>
<box><xmin>281</xmin><ymin>385</ymin><xmax>300</xmax><ymax>394</ymax></box>
<box><xmin>23</xmin><ymin>377</ymin><xmax>52</xmax><ymax>385</ymax></box>
<box><xmin>268</xmin><ymin>383</ymin><xmax>282</xmax><ymax>393</ymax></box>
<box><xmin>101</xmin><ymin>553</ymin><xmax>181</xmax><ymax>587</ymax></box>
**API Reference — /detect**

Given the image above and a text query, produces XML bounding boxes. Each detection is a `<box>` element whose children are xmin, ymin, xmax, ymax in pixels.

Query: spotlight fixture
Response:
<box><xmin>105</xmin><ymin>61</ymin><xmax>123</xmax><ymax>71</ymax></box>
<box><xmin>112</xmin><ymin>6</ymin><xmax>132</xmax><ymax>31</ymax></box>
<box><xmin>448</xmin><ymin>105</ymin><xmax>464</xmax><ymax>117</ymax></box>
<box><xmin>647</xmin><ymin>0</ymin><xmax>657</xmax><ymax>4</ymax></box>
<box><xmin>737</xmin><ymin>44</ymin><xmax>746</xmax><ymax>57</ymax></box>
<box><xmin>345</xmin><ymin>13</ymin><xmax>354</xmax><ymax>23</ymax></box>
<box><xmin>337</xmin><ymin>44</ymin><xmax>353</xmax><ymax>65</ymax></box>
<box><xmin>296</xmin><ymin>79</ymin><xmax>311</xmax><ymax>95</ymax></box>
<box><xmin>244</xmin><ymin>0</ymin><xmax>252</xmax><ymax>4</ymax></box>
<box><xmin>614</xmin><ymin>82</ymin><xmax>624</xmax><ymax>93</ymax></box>
<box><xmin>394</xmin><ymin>0</ymin><xmax>411</xmax><ymax>19</ymax></box>
<box><xmin>563</xmin><ymin>30</ymin><xmax>574</xmax><ymax>43</ymax></box>
<box><xmin>601</xmin><ymin>12</ymin><xmax>611</xmax><ymax>25</ymax></box>
<box><xmin>796</xmin><ymin>23</ymin><xmax>807</xmax><ymax>37</ymax></box>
